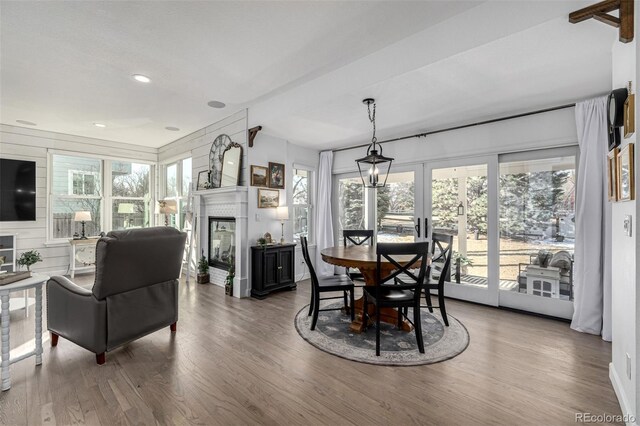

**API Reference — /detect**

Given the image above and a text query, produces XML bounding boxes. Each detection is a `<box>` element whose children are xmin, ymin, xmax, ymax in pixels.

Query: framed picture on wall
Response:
<box><xmin>268</xmin><ymin>162</ymin><xmax>285</xmax><ymax>189</ymax></box>
<box><xmin>250</xmin><ymin>165</ymin><xmax>268</xmax><ymax>187</ymax></box>
<box><xmin>607</xmin><ymin>147</ymin><xmax>619</xmax><ymax>202</ymax></box>
<box><xmin>617</xmin><ymin>143</ymin><xmax>635</xmax><ymax>201</ymax></box>
<box><xmin>258</xmin><ymin>188</ymin><xmax>279</xmax><ymax>208</ymax></box>
<box><xmin>624</xmin><ymin>83</ymin><xmax>635</xmax><ymax>139</ymax></box>
<box><xmin>197</xmin><ymin>170</ymin><xmax>211</xmax><ymax>190</ymax></box>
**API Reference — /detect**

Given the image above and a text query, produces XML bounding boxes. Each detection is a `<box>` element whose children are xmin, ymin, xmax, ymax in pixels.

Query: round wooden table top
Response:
<box><xmin>320</xmin><ymin>245</ymin><xmax>426</xmax><ymax>270</ymax></box>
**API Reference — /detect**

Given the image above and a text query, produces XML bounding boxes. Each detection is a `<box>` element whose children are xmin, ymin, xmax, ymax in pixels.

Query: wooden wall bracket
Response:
<box><xmin>569</xmin><ymin>0</ymin><xmax>634</xmax><ymax>43</ymax></box>
<box><xmin>248</xmin><ymin>126</ymin><xmax>262</xmax><ymax>148</ymax></box>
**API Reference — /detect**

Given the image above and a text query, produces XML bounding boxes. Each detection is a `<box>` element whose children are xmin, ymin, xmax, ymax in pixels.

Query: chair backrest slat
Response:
<box><xmin>431</xmin><ymin>232</ymin><xmax>454</xmax><ymax>285</ymax></box>
<box><xmin>300</xmin><ymin>236</ymin><xmax>319</xmax><ymax>292</ymax></box>
<box><xmin>343</xmin><ymin>229</ymin><xmax>374</xmax><ymax>247</ymax></box>
<box><xmin>375</xmin><ymin>242</ymin><xmax>429</xmax><ymax>298</ymax></box>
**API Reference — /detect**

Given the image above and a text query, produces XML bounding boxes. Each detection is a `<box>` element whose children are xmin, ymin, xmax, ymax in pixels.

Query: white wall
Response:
<box><xmin>333</xmin><ymin>107</ymin><xmax>578</xmax><ymax>174</ymax></box>
<box><xmin>609</xmin><ymin>12</ymin><xmax>639</xmax><ymax>422</ymax></box>
<box><xmin>0</xmin><ymin>124</ymin><xmax>157</xmax><ymax>275</ymax></box>
<box><xmin>246</xmin><ymin>132</ymin><xmax>319</xmax><ymax>281</ymax></box>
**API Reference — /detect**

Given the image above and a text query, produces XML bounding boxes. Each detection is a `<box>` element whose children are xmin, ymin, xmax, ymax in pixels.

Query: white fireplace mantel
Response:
<box><xmin>195</xmin><ymin>186</ymin><xmax>249</xmax><ymax>298</ymax></box>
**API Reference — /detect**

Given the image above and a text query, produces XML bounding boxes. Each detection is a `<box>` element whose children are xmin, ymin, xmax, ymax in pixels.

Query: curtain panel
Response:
<box><xmin>571</xmin><ymin>96</ymin><xmax>612</xmax><ymax>341</ymax></box>
<box><xmin>315</xmin><ymin>151</ymin><xmax>335</xmax><ymax>276</ymax></box>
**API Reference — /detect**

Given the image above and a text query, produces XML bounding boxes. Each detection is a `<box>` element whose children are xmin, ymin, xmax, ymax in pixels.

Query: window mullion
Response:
<box><xmin>103</xmin><ymin>160</ymin><xmax>111</xmax><ymax>235</ymax></box>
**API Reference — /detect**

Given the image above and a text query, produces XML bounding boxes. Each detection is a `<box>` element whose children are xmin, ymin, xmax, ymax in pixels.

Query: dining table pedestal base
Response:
<box><xmin>349</xmin><ymin>268</ymin><xmax>413</xmax><ymax>334</ymax></box>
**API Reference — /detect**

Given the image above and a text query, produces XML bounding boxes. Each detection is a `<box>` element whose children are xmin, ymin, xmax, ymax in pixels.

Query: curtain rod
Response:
<box><xmin>330</xmin><ymin>103</ymin><xmax>576</xmax><ymax>153</ymax></box>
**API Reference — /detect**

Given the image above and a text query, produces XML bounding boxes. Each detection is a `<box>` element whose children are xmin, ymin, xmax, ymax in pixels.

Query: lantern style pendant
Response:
<box><xmin>356</xmin><ymin>98</ymin><xmax>394</xmax><ymax>189</ymax></box>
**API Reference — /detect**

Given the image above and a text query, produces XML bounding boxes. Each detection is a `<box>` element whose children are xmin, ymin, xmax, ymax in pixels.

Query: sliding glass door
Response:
<box><xmin>335</xmin><ymin>166</ymin><xmax>423</xmax><ymax>244</ymax></box>
<box><xmin>376</xmin><ymin>168</ymin><xmax>422</xmax><ymax>243</ymax></box>
<box><xmin>497</xmin><ymin>148</ymin><xmax>577</xmax><ymax>318</ymax></box>
<box><xmin>425</xmin><ymin>157</ymin><xmax>499</xmax><ymax>306</ymax></box>
<box><xmin>333</xmin><ymin>147</ymin><xmax>575</xmax><ymax>318</ymax></box>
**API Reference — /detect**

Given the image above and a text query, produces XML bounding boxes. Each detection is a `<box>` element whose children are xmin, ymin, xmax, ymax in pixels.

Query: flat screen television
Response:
<box><xmin>0</xmin><ymin>159</ymin><xmax>36</xmax><ymax>221</ymax></box>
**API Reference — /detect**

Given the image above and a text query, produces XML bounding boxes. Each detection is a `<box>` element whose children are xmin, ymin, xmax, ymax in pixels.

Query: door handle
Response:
<box><xmin>415</xmin><ymin>218</ymin><xmax>421</xmax><ymax>238</ymax></box>
<box><xmin>425</xmin><ymin>218</ymin><xmax>429</xmax><ymax>239</ymax></box>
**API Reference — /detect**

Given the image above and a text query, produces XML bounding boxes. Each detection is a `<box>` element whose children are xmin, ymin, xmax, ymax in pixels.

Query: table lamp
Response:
<box><xmin>74</xmin><ymin>211</ymin><xmax>92</xmax><ymax>239</ymax></box>
<box><xmin>159</xmin><ymin>199</ymin><xmax>178</xmax><ymax>226</ymax></box>
<box><xmin>118</xmin><ymin>203</ymin><xmax>135</xmax><ymax>228</ymax></box>
<box><xmin>276</xmin><ymin>206</ymin><xmax>289</xmax><ymax>244</ymax></box>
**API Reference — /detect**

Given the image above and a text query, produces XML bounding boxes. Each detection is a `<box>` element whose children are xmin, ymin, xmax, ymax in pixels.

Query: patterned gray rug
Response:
<box><xmin>295</xmin><ymin>302</ymin><xmax>469</xmax><ymax>366</ymax></box>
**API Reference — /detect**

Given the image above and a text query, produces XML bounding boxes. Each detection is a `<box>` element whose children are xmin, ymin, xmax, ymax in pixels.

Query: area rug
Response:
<box><xmin>295</xmin><ymin>302</ymin><xmax>469</xmax><ymax>366</ymax></box>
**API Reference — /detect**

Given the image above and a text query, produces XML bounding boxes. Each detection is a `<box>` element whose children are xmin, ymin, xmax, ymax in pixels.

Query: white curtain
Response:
<box><xmin>571</xmin><ymin>96</ymin><xmax>612</xmax><ymax>341</ymax></box>
<box><xmin>315</xmin><ymin>151</ymin><xmax>335</xmax><ymax>276</ymax></box>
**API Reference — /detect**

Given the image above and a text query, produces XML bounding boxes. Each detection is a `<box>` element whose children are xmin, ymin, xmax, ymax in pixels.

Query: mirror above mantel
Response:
<box><xmin>220</xmin><ymin>142</ymin><xmax>242</xmax><ymax>187</ymax></box>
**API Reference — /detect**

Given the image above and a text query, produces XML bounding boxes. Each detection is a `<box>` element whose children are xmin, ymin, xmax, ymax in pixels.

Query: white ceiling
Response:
<box><xmin>0</xmin><ymin>1</ymin><xmax>615</xmax><ymax>150</ymax></box>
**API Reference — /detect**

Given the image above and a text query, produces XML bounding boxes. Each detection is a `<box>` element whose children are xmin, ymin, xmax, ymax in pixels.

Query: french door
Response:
<box><xmin>335</xmin><ymin>147</ymin><xmax>576</xmax><ymax>319</ymax></box>
<box><xmin>424</xmin><ymin>156</ymin><xmax>499</xmax><ymax>306</ymax></box>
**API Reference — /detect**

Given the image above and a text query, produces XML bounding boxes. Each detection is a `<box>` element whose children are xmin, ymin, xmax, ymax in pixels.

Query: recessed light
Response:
<box><xmin>133</xmin><ymin>74</ymin><xmax>151</xmax><ymax>83</ymax></box>
<box><xmin>207</xmin><ymin>100</ymin><xmax>226</xmax><ymax>109</ymax></box>
<box><xmin>93</xmin><ymin>123</ymin><xmax>106</xmax><ymax>128</ymax></box>
<box><xmin>16</xmin><ymin>120</ymin><xmax>36</xmax><ymax>126</ymax></box>
<box><xmin>165</xmin><ymin>126</ymin><xmax>180</xmax><ymax>131</ymax></box>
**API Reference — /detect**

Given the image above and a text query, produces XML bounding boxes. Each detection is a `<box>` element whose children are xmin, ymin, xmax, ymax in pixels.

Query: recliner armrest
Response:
<box><xmin>47</xmin><ymin>276</ymin><xmax>107</xmax><ymax>354</ymax></box>
<box><xmin>48</xmin><ymin>275</ymin><xmax>92</xmax><ymax>296</ymax></box>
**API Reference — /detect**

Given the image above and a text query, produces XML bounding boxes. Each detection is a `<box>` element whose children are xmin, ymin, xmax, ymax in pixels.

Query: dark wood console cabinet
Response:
<box><xmin>251</xmin><ymin>243</ymin><xmax>297</xmax><ymax>299</ymax></box>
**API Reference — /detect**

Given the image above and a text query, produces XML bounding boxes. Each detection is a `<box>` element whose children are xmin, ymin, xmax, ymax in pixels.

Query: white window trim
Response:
<box><xmin>292</xmin><ymin>167</ymin><xmax>315</xmax><ymax>244</ymax></box>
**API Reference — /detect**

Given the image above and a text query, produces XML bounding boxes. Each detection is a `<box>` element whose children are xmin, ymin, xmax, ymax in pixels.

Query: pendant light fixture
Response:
<box><xmin>356</xmin><ymin>98</ymin><xmax>394</xmax><ymax>189</ymax></box>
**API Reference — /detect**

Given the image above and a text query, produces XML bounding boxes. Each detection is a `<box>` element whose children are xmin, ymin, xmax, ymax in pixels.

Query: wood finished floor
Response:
<box><xmin>0</xmin><ymin>275</ymin><xmax>622</xmax><ymax>426</ymax></box>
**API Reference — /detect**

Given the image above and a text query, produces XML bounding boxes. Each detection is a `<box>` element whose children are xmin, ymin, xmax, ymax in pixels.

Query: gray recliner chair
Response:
<box><xmin>47</xmin><ymin>226</ymin><xmax>187</xmax><ymax>364</ymax></box>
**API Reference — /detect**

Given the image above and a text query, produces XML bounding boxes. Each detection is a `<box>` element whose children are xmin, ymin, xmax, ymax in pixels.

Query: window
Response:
<box><xmin>52</xmin><ymin>155</ymin><xmax>102</xmax><ymax>239</ymax></box>
<box><xmin>49</xmin><ymin>153</ymin><xmax>153</xmax><ymax>241</ymax></box>
<box><xmin>166</xmin><ymin>163</ymin><xmax>178</xmax><ymax>198</ymax></box>
<box><xmin>431</xmin><ymin>164</ymin><xmax>488</xmax><ymax>285</ymax></box>
<box><xmin>376</xmin><ymin>171</ymin><xmax>415</xmax><ymax>243</ymax></box>
<box><xmin>112</xmin><ymin>161</ymin><xmax>152</xmax><ymax>230</ymax></box>
<box><xmin>337</xmin><ymin>176</ymin><xmax>367</xmax><ymax>239</ymax></box>
<box><xmin>293</xmin><ymin>168</ymin><xmax>313</xmax><ymax>242</ymax></box>
<box><xmin>162</xmin><ymin>157</ymin><xmax>192</xmax><ymax>229</ymax></box>
<box><xmin>499</xmin><ymin>152</ymin><xmax>576</xmax><ymax>299</ymax></box>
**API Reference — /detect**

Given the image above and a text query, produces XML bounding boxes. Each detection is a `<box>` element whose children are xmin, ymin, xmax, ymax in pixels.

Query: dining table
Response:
<box><xmin>320</xmin><ymin>245</ymin><xmax>428</xmax><ymax>334</ymax></box>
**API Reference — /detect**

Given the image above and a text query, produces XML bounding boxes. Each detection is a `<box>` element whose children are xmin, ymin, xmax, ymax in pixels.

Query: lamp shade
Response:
<box><xmin>118</xmin><ymin>203</ymin><xmax>135</xmax><ymax>214</ymax></box>
<box><xmin>159</xmin><ymin>199</ymin><xmax>178</xmax><ymax>214</ymax></box>
<box><xmin>74</xmin><ymin>211</ymin><xmax>92</xmax><ymax>222</ymax></box>
<box><xmin>276</xmin><ymin>206</ymin><xmax>289</xmax><ymax>221</ymax></box>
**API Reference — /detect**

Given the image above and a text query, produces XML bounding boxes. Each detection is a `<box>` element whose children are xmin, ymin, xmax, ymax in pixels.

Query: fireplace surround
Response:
<box><xmin>195</xmin><ymin>186</ymin><xmax>248</xmax><ymax>297</ymax></box>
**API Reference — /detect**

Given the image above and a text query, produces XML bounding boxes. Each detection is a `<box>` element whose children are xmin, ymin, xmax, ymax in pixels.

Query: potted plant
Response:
<box><xmin>453</xmin><ymin>253</ymin><xmax>474</xmax><ymax>282</ymax></box>
<box><xmin>18</xmin><ymin>250</ymin><xmax>42</xmax><ymax>272</ymax></box>
<box><xmin>225</xmin><ymin>256</ymin><xmax>235</xmax><ymax>296</ymax></box>
<box><xmin>197</xmin><ymin>251</ymin><xmax>210</xmax><ymax>284</ymax></box>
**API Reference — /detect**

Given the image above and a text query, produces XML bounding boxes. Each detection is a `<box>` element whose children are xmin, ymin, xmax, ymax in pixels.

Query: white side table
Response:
<box><xmin>0</xmin><ymin>273</ymin><xmax>49</xmax><ymax>391</ymax></box>
<box><xmin>69</xmin><ymin>237</ymin><xmax>99</xmax><ymax>278</ymax></box>
<box><xmin>526</xmin><ymin>265</ymin><xmax>561</xmax><ymax>298</ymax></box>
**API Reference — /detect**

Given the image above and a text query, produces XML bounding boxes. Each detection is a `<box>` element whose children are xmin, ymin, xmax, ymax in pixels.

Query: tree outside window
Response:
<box><xmin>293</xmin><ymin>168</ymin><xmax>312</xmax><ymax>242</ymax></box>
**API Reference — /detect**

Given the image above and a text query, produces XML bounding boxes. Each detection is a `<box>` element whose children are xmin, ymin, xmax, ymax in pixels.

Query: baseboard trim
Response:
<box><xmin>610</xmin><ymin>362</ymin><xmax>638</xmax><ymax>425</ymax></box>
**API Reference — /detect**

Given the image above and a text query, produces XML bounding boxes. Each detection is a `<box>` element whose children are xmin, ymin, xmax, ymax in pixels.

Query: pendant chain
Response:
<box><xmin>367</xmin><ymin>101</ymin><xmax>377</xmax><ymax>147</ymax></box>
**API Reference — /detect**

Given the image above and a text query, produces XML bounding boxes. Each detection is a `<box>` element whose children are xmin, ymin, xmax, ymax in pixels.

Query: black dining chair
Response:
<box><xmin>399</xmin><ymin>232</ymin><xmax>454</xmax><ymax>326</ymax></box>
<box><xmin>362</xmin><ymin>241</ymin><xmax>429</xmax><ymax>356</ymax></box>
<box><xmin>424</xmin><ymin>232</ymin><xmax>454</xmax><ymax>326</ymax></box>
<box><xmin>342</xmin><ymin>229</ymin><xmax>374</xmax><ymax>282</ymax></box>
<box><xmin>300</xmin><ymin>236</ymin><xmax>355</xmax><ymax>330</ymax></box>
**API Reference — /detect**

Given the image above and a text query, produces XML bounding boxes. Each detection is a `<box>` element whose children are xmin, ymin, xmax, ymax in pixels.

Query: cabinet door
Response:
<box><xmin>263</xmin><ymin>251</ymin><xmax>279</xmax><ymax>287</ymax></box>
<box><xmin>278</xmin><ymin>249</ymin><xmax>294</xmax><ymax>284</ymax></box>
